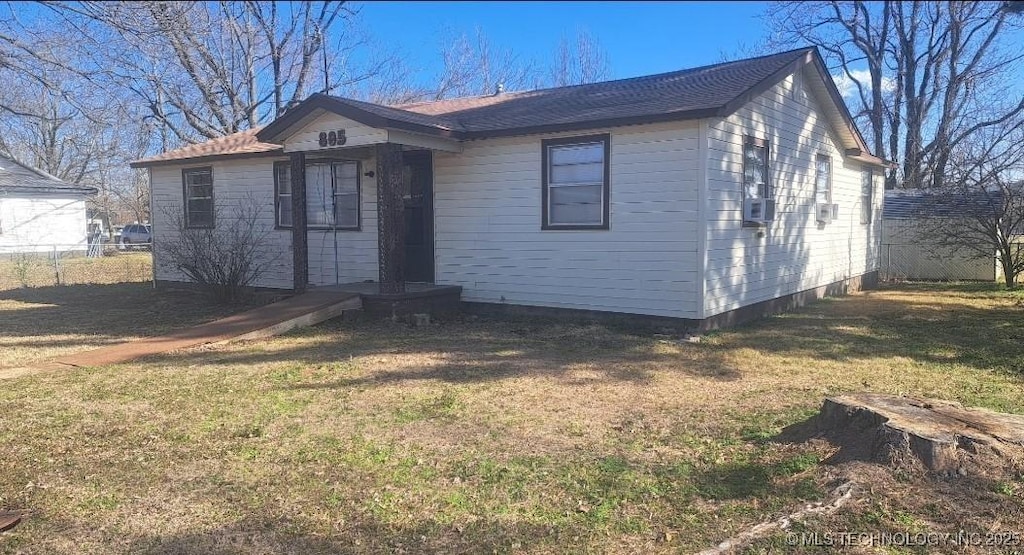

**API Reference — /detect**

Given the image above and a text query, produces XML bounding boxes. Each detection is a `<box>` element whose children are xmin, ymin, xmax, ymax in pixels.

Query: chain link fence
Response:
<box><xmin>0</xmin><ymin>242</ymin><xmax>153</xmax><ymax>290</ymax></box>
<box><xmin>879</xmin><ymin>242</ymin><xmax>998</xmax><ymax>282</ymax></box>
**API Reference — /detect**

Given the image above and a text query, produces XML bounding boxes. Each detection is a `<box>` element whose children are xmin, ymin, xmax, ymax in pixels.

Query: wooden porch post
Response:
<box><xmin>290</xmin><ymin>151</ymin><xmax>308</xmax><ymax>293</ymax></box>
<box><xmin>376</xmin><ymin>143</ymin><xmax>405</xmax><ymax>294</ymax></box>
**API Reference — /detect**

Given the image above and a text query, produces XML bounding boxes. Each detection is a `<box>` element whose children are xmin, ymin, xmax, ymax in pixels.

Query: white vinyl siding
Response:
<box><xmin>434</xmin><ymin>121</ymin><xmax>701</xmax><ymax>319</ymax></box>
<box><xmin>150</xmin><ymin>156</ymin><xmax>379</xmax><ymax>289</ymax></box>
<box><xmin>0</xmin><ymin>196</ymin><xmax>89</xmax><ymax>254</ymax></box>
<box><xmin>282</xmin><ymin>112</ymin><xmax>389</xmax><ymax>153</ymax></box>
<box><xmin>702</xmin><ymin>68</ymin><xmax>883</xmax><ymax>317</ymax></box>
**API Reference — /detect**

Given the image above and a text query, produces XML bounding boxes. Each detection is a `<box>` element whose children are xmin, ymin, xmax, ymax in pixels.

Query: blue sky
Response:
<box><xmin>357</xmin><ymin>1</ymin><xmax>771</xmax><ymax>81</ymax></box>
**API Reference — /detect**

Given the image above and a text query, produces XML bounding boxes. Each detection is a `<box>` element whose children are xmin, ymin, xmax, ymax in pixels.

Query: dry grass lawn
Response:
<box><xmin>1</xmin><ymin>283</ymin><xmax>1023</xmax><ymax>553</ymax></box>
<box><xmin>0</xmin><ymin>281</ymin><xmax>262</xmax><ymax>370</ymax></box>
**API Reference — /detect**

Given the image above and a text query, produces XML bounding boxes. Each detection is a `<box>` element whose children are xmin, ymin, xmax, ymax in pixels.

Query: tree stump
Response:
<box><xmin>798</xmin><ymin>393</ymin><xmax>1024</xmax><ymax>478</ymax></box>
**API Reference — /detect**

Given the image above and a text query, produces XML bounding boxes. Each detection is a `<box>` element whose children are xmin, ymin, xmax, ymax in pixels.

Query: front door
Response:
<box><xmin>403</xmin><ymin>151</ymin><xmax>434</xmax><ymax>282</ymax></box>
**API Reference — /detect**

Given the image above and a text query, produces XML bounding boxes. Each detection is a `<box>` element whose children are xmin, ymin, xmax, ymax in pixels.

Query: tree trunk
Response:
<box><xmin>1000</xmin><ymin>251</ymin><xmax>1017</xmax><ymax>289</ymax></box>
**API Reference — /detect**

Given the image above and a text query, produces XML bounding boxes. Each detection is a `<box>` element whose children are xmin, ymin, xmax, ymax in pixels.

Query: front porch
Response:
<box><xmin>254</xmin><ymin>95</ymin><xmax>464</xmax><ymax>303</ymax></box>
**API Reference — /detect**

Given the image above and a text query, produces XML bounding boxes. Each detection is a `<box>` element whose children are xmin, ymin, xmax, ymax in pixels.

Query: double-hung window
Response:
<box><xmin>860</xmin><ymin>167</ymin><xmax>874</xmax><ymax>224</ymax></box>
<box><xmin>815</xmin><ymin>154</ymin><xmax>832</xmax><ymax>206</ymax></box>
<box><xmin>276</xmin><ymin>160</ymin><xmax>360</xmax><ymax>230</ymax></box>
<box><xmin>542</xmin><ymin>134</ymin><xmax>610</xmax><ymax>229</ymax></box>
<box><xmin>274</xmin><ymin>162</ymin><xmax>293</xmax><ymax>228</ymax></box>
<box><xmin>183</xmin><ymin>167</ymin><xmax>214</xmax><ymax>228</ymax></box>
<box><xmin>743</xmin><ymin>136</ymin><xmax>771</xmax><ymax>200</ymax></box>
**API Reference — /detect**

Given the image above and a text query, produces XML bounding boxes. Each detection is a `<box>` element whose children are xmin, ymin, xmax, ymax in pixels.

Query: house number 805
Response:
<box><xmin>318</xmin><ymin>129</ymin><xmax>347</xmax><ymax>147</ymax></box>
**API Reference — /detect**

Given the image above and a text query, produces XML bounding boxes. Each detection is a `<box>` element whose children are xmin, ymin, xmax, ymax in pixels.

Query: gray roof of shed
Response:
<box><xmin>883</xmin><ymin>189</ymin><xmax>1005</xmax><ymax>219</ymax></box>
<box><xmin>0</xmin><ymin>152</ymin><xmax>97</xmax><ymax>195</ymax></box>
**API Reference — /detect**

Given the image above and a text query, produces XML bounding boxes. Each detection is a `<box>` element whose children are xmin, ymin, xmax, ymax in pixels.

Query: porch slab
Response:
<box><xmin>320</xmin><ymin>282</ymin><xmax>462</xmax><ymax>320</ymax></box>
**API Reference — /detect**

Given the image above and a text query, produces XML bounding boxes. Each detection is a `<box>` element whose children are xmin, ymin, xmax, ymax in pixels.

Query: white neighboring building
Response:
<box><xmin>0</xmin><ymin>153</ymin><xmax>97</xmax><ymax>254</ymax></box>
<box><xmin>134</xmin><ymin>47</ymin><xmax>887</xmax><ymax>329</ymax></box>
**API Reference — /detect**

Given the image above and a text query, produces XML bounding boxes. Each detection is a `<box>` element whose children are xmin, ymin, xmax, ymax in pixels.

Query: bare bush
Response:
<box><xmin>158</xmin><ymin>196</ymin><xmax>276</xmax><ymax>303</ymax></box>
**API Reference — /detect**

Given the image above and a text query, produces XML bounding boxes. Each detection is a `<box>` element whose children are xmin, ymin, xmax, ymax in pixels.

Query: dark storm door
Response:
<box><xmin>403</xmin><ymin>150</ymin><xmax>434</xmax><ymax>282</ymax></box>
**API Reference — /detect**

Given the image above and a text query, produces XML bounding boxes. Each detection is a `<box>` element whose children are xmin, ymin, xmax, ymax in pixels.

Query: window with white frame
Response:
<box><xmin>274</xmin><ymin>162</ymin><xmax>292</xmax><ymax>228</ymax></box>
<box><xmin>815</xmin><ymin>154</ymin><xmax>832</xmax><ymax>205</ymax></box>
<box><xmin>303</xmin><ymin>160</ymin><xmax>360</xmax><ymax>230</ymax></box>
<box><xmin>860</xmin><ymin>167</ymin><xmax>874</xmax><ymax>224</ymax></box>
<box><xmin>542</xmin><ymin>135</ymin><xmax>610</xmax><ymax>229</ymax></box>
<box><xmin>743</xmin><ymin>136</ymin><xmax>771</xmax><ymax>199</ymax></box>
<box><xmin>183</xmin><ymin>167</ymin><xmax>214</xmax><ymax>228</ymax></box>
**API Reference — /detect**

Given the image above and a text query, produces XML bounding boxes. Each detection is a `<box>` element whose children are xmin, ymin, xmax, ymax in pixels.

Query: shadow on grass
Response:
<box><xmin>124</xmin><ymin>513</ymin><xmax>575</xmax><ymax>555</ymax></box>
<box><xmin>149</xmin><ymin>321</ymin><xmax>737</xmax><ymax>387</ymax></box>
<box><xmin>717</xmin><ymin>282</ymin><xmax>1024</xmax><ymax>377</ymax></box>
<box><xmin>132</xmin><ymin>282</ymin><xmax>1024</xmax><ymax>392</ymax></box>
<box><xmin>140</xmin><ymin>309</ymin><xmax>750</xmax><ymax>386</ymax></box>
<box><xmin>9</xmin><ymin>281</ymin><xmax>1024</xmax><ymax>389</ymax></box>
<box><xmin>0</xmin><ymin>283</ymin><xmax>265</xmax><ymax>343</ymax></box>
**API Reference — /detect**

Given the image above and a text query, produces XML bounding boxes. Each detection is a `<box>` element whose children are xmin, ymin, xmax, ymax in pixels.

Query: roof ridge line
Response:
<box><xmin>391</xmin><ymin>46</ymin><xmax>817</xmax><ymax>108</ymax></box>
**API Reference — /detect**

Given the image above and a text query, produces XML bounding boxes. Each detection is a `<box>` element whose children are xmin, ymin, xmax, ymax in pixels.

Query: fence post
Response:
<box><xmin>885</xmin><ymin>244</ymin><xmax>891</xmax><ymax>282</ymax></box>
<box><xmin>52</xmin><ymin>245</ymin><xmax>61</xmax><ymax>286</ymax></box>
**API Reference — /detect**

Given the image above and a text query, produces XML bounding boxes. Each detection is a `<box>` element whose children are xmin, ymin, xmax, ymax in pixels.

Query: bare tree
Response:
<box><xmin>915</xmin><ymin>124</ymin><xmax>1024</xmax><ymax>287</ymax></box>
<box><xmin>38</xmin><ymin>1</ymin><xmax>387</xmax><ymax>145</ymax></box>
<box><xmin>549</xmin><ymin>29</ymin><xmax>611</xmax><ymax>87</ymax></box>
<box><xmin>159</xmin><ymin>195</ymin><xmax>276</xmax><ymax>303</ymax></box>
<box><xmin>432</xmin><ymin>27</ymin><xmax>536</xmax><ymax>99</ymax></box>
<box><xmin>768</xmin><ymin>1</ymin><xmax>1024</xmax><ymax>190</ymax></box>
<box><xmin>0</xmin><ymin>9</ymin><xmax>152</xmax><ymax>234</ymax></box>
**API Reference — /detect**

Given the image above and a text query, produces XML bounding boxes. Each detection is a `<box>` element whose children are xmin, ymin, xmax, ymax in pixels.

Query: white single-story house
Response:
<box><xmin>881</xmin><ymin>189</ymin><xmax>1005</xmax><ymax>281</ymax></box>
<box><xmin>133</xmin><ymin>47</ymin><xmax>886</xmax><ymax>328</ymax></box>
<box><xmin>0</xmin><ymin>153</ymin><xmax>97</xmax><ymax>254</ymax></box>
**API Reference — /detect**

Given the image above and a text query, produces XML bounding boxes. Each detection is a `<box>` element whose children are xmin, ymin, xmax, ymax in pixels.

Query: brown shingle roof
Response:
<box><xmin>135</xmin><ymin>47</ymin><xmax>876</xmax><ymax>167</ymax></box>
<box><xmin>132</xmin><ymin>128</ymin><xmax>281</xmax><ymax>167</ymax></box>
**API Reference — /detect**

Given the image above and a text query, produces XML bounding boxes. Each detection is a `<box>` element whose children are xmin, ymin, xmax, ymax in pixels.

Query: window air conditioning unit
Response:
<box><xmin>743</xmin><ymin>198</ymin><xmax>776</xmax><ymax>225</ymax></box>
<box><xmin>816</xmin><ymin>203</ymin><xmax>839</xmax><ymax>224</ymax></box>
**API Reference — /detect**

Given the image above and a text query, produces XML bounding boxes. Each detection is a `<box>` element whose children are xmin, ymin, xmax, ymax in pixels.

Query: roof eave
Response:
<box><xmin>460</xmin><ymin>108</ymin><xmax>724</xmax><ymax>140</ymax></box>
<box><xmin>256</xmin><ymin>94</ymin><xmax>463</xmax><ymax>144</ymax></box>
<box><xmin>1</xmin><ymin>185</ymin><xmax>97</xmax><ymax>196</ymax></box>
<box><xmin>130</xmin><ymin>148</ymin><xmax>285</xmax><ymax>169</ymax></box>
